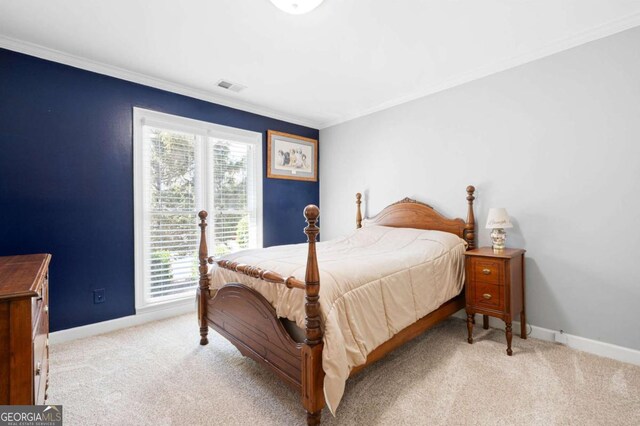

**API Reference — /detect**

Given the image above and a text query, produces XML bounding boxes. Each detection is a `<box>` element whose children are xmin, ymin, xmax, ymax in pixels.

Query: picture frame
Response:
<box><xmin>267</xmin><ymin>130</ymin><xmax>318</xmax><ymax>182</ymax></box>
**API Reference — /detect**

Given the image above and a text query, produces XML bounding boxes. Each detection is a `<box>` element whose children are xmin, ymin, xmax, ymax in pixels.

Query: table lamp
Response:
<box><xmin>486</xmin><ymin>208</ymin><xmax>513</xmax><ymax>250</ymax></box>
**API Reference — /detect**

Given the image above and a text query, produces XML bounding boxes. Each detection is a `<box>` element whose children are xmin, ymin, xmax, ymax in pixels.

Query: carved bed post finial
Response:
<box><xmin>356</xmin><ymin>193</ymin><xmax>363</xmax><ymax>229</ymax></box>
<box><xmin>464</xmin><ymin>186</ymin><xmax>476</xmax><ymax>250</ymax></box>
<box><xmin>198</xmin><ymin>210</ymin><xmax>210</xmax><ymax>345</ymax></box>
<box><xmin>302</xmin><ymin>205</ymin><xmax>324</xmax><ymax>425</ymax></box>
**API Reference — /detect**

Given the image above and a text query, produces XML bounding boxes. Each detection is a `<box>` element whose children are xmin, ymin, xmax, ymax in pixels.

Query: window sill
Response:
<box><xmin>136</xmin><ymin>295</ymin><xmax>196</xmax><ymax>315</ymax></box>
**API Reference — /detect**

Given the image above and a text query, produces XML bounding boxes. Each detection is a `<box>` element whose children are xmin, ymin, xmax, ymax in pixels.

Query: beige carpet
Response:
<box><xmin>48</xmin><ymin>314</ymin><xmax>640</xmax><ymax>425</ymax></box>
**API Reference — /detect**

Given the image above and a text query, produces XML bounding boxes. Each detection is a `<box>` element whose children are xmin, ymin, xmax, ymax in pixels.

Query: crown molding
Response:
<box><xmin>0</xmin><ymin>35</ymin><xmax>321</xmax><ymax>130</ymax></box>
<box><xmin>3</xmin><ymin>9</ymin><xmax>640</xmax><ymax>132</ymax></box>
<box><xmin>319</xmin><ymin>11</ymin><xmax>640</xmax><ymax>129</ymax></box>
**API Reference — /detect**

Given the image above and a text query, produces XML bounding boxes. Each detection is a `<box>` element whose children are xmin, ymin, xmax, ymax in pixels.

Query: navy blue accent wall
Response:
<box><xmin>0</xmin><ymin>48</ymin><xmax>319</xmax><ymax>332</ymax></box>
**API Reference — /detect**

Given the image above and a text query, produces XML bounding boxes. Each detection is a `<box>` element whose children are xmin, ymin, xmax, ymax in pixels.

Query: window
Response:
<box><xmin>134</xmin><ymin>108</ymin><xmax>262</xmax><ymax>311</ymax></box>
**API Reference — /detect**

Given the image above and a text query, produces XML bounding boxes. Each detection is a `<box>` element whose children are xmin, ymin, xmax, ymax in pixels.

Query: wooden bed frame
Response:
<box><xmin>196</xmin><ymin>186</ymin><xmax>476</xmax><ymax>425</ymax></box>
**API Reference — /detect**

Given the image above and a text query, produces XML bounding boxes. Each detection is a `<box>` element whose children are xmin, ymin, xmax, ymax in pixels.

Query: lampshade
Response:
<box><xmin>486</xmin><ymin>208</ymin><xmax>513</xmax><ymax>229</ymax></box>
<box><xmin>270</xmin><ymin>0</ymin><xmax>324</xmax><ymax>14</ymax></box>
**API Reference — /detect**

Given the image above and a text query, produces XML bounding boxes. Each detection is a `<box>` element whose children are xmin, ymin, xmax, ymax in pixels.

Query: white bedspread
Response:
<box><xmin>209</xmin><ymin>225</ymin><xmax>466</xmax><ymax>413</ymax></box>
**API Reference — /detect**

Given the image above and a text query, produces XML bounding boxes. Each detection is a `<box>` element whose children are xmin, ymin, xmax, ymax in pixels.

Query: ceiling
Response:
<box><xmin>1</xmin><ymin>1</ymin><xmax>639</xmax><ymax>129</ymax></box>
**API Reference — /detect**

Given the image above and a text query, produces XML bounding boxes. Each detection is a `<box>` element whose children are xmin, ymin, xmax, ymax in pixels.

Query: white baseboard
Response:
<box><xmin>50</xmin><ymin>303</ymin><xmax>640</xmax><ymax>367</ymax></box>
<box><xmin>454</xmin><ymin>310</ymin><xmax>640</xmax><ymax>366</ymax></box>
<box><xmin>50</xmin><ymin>299</ymin><xmax>196</xmax><ymax>344</ymax></box>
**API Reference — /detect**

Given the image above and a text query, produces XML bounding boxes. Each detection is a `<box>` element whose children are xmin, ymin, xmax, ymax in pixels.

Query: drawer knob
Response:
<box><xmin>482</xmin><ymin>293</ymin><xmax>492</xmax><ymax>300</ymax></box>
<box><xmin>44</xmin><ymin>305</ymin><xmax>49</xmax><ymax>314</ymax></box>
<box><xmin>35</xmin><ymin>361</ymin><xmax>41</xmax><ymax>376</ymax></box>
<box><xmin>482</xmin><ymin>268</ymin><xmax>491</xmax><ymax>275</ymax></box>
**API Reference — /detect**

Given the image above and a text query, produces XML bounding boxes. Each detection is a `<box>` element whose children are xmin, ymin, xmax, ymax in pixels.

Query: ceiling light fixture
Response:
<box><xmin>270</xmin><ymin>0</ymin><xmax>324</xmax><ymax>15</ymax></box>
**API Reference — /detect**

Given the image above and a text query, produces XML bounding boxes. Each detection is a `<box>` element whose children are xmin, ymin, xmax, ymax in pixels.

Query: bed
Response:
<box><xmin>196</xmin><ymin>186</ymin><xmax>476</xmax><ymax>425</ymax></box>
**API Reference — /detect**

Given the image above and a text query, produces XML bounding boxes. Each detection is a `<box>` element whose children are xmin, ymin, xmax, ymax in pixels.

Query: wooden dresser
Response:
<box><xmin>0</xmin><ymin>254</ymin><xmax>51</xmax><ymax>404</ymax></box>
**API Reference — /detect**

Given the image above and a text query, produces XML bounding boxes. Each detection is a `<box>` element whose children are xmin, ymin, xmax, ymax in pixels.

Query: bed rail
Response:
<box><xmin>201</xmin><ymin>205</ymin><xmax>319</xmax><ymax>292</ymax></box>
<box><xmin>213</xmin><ymin>260</ymin><xmax>306</xmax><ymax>289</ymax></box>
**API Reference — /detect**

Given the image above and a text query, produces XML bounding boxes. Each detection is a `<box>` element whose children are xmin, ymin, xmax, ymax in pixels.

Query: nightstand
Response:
<box><xmin>465</xmin><ymin>247</ymin><xmax>526</xmax><ymax>356</ymax></box>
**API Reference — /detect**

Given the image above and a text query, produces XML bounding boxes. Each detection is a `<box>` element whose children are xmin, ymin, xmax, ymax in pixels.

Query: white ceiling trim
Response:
<box><xmin>0</xmin><ymin>35</ymin><xmax>321</xmax><ymax>129</ymax></box>
<box><xmin>319</xmin><ymin>10</ymin><xmax>640</xmax><ymax>129</ymax></box>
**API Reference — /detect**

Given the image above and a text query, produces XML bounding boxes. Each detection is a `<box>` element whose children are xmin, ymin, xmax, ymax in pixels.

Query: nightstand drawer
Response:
<box><xmin>471</xmin><ymin>258</ymin><xmax>503</xmax><ymax>285</ymax></box>
<box><xmin>472</xmin><ymin>282</ymin><xmax>504</xmax><ymax>311</ymax></box>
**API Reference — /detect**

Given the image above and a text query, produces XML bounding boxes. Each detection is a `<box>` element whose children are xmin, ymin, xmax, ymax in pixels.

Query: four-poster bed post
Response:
<box><xmin>198</xmin><ymin>211</ymin><xmax>210</xmax><ymax>346</ymax></box>
<box><xmin>355</xmin><ymin>192</ymin><xmax>362</xmax><ymax>229</ymax></box>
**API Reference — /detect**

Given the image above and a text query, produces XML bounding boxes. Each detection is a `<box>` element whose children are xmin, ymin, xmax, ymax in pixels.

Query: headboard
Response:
<box><xmin>356</xmin><ymin>186</ymin><xmax>476</xmax><ymax>249</ymax></box>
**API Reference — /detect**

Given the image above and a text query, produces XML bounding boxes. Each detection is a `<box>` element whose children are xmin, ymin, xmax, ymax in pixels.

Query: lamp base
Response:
<box><xmin>490</xmin><ymin>228</ymin><xmax>507</xmax><ymax>250</ymax></box>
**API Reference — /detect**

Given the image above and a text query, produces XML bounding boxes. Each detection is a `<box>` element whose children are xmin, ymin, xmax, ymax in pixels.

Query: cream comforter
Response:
<box><xmin>209</xmin><ymin>225</ymin><xmax>466</xmax><ymax>413</ymax></box>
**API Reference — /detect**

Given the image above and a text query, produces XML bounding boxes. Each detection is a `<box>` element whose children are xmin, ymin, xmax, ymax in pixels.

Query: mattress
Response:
<box><xmin>209</xmin><ymin>225</ymin><xmax>466</xmax><ymax>413</ymax></box>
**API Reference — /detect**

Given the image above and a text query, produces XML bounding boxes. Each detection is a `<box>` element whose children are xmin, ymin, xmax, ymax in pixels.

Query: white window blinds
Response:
<box><xmin>210</xmin><ymin>140</ymin><xmax>259</xmax><ymax>256</ymax></box>
<box><xmin>142</xmin><ymin>127</ymin><xmax>201</xmax><ymax>300</ymax></box>
<box><xmin>134</xmin><ymin>109</ymin><xmax>262</xmax><ymax>310</ymax></box>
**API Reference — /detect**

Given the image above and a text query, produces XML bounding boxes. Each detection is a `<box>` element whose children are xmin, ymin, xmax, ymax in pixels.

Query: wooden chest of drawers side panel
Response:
<box><xmin>509</xmin><ymin>255</ymin><xmax>524</xmax><ymax>316</ymax></box>
<box><xmin>9</xmin><ymin>299</ymin><xmax>34</xmax><ymax>404</ymax></box>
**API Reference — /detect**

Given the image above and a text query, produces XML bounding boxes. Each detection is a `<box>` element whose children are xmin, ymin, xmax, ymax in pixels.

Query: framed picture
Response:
<box><xmin>267</xmin><ymin>130</ymin><xmax>318</xmax><ymax>182</ymax></box>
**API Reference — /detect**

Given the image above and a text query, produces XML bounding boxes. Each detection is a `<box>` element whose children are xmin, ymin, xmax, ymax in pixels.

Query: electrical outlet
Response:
<box><xmin>554</xmin><ymin>329</ymin><xmax>568</xmax><ymax>345</ymax></box>
<box><xmin>93</xmin><ymin>288</ymin><xmax>106</xmax><ymax>304</ymax></box>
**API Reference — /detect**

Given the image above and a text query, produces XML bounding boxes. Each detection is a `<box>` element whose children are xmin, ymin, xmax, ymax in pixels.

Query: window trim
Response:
<box><xmin>133</xmin><ymin>107</ymin><xmax>263</xmax><ymax>312</ymax></box>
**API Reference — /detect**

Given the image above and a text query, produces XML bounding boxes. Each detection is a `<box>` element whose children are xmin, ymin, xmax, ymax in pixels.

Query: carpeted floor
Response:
<box><xmin>48</xmin><ymin>314</ymin><xmax>640</xmax><ymax>425</ymax></box>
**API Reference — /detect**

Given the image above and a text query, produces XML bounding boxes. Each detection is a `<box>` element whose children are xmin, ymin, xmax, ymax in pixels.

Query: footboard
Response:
<box><xmin>197</xmin><ymin>206</ymin><xmax>325</xmax><ymax>425</ymax></box>
<box><xmin>207</xmin><ymin>283</ymin><xmax>303</xmax><ymax>388</ymax></box>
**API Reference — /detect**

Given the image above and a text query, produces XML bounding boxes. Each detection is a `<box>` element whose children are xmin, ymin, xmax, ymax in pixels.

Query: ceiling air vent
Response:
<box><xmin>216</xmin><ymin>79</ymin><xmax>247</xmax><ymax>93</ymax></box>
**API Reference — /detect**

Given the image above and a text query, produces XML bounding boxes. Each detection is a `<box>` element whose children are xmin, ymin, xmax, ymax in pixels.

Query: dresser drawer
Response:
<box><xmin>33</xmin><ymin>298</ymin><xmax>49</xmax><ymax>340</ymax></box>
<box><xmin>33</xmin><ymin>311</ymin><xmax>49</xmax><ymax>404</ymax></box>
<box><xmin>472</xmin><ymin>282</ymin><xmax>504</xmax><ymax>311</ymax></box>
<box><xmin>31</xmin><ymin>272</ymin><xmax>48</xmax><ymax>327</ymax></box>
<box><xmin>470</xmin><ymin>258</ymin><xmax>503</xmax><ymax>286</ymax></box>
<box><xmin>33</xmin><ymin>346</ymin><xmax>48</xmax><ymax>405</ymax></box>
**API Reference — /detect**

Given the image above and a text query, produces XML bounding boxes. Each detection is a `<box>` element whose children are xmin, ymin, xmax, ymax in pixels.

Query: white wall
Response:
<box><xmin>320</xmin><ymin>27</ymin><xmax>640</xmax><ymax>351</ymax></box>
